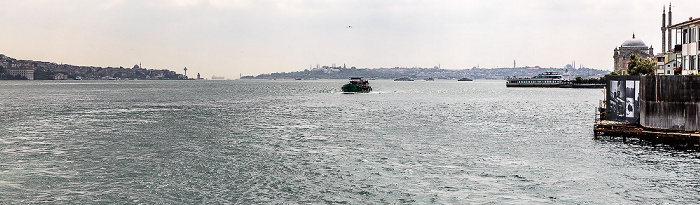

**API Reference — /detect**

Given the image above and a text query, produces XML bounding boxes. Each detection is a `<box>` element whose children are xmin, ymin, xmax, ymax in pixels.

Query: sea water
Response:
<box><xmin>0</xmin><ymin>80</ymin><xmax>699</xmax><ymax>204</ymax></box>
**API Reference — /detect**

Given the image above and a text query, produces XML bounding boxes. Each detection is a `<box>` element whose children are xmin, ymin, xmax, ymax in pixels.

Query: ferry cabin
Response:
<box><xmin>506</xmin><ymin>72</ymin><xmax>563</xmax><ymax>87</ymax></box>
<box><xmin>506</xmin><ymin>79</ymin><xmax>562</xmax><ymax>87</ymax></box>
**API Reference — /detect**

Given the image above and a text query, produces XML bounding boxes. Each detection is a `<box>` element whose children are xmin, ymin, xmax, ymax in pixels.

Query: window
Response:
<box><xmin>683</xmin><ymin>29</ymin><xmax>689</xmax><ymax>44</ymax></box>
<box><xmin>692</xmin><ymin>28</ymin><xmax>697</xmax><ymax>43</ymax></box>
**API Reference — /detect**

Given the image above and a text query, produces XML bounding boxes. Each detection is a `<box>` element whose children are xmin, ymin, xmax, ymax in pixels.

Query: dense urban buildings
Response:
<box><xmin>0</xmin><ymin>54</ymin><xmax>187</xmax><ymax>80</ymax></box>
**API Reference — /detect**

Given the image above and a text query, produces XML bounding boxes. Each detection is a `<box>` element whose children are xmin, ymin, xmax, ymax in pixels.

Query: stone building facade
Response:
<box><xmin>6</xmin><ymin>68</ymin><xmax>34</xmax><ymax>80</ymax></box>
<box><xmin>613</xmin><ymin>34</ymin><xmax>653</xmax><ymax>74</ymax></box>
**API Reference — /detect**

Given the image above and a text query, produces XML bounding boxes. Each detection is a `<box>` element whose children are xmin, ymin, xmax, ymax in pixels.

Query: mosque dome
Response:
<box><xmin>621</xmin><ymin>34</ymin><xmax>647</xmax><ymax>47</ymax></box>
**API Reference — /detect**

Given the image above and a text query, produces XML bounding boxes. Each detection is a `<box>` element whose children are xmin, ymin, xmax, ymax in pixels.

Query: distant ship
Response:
<box><xmin>424</xmin><ymin>77</ymin><xmax>435</xmax><ymax>81</ymax></box>
<box><xmin>211</xmin><ymin>76</ymin><xmax>225</xmax><ymax>80</ymax></box>
<box><xmin>341</xmin><ymin>77</ymin><xmax>372</xmax><ymax>93</ymax></box>
<box><xmin>457</xmin><ymin>77</ymin><xmax>473</xmax><ymax>81</ymax></box>
<box><xmin>506</xmin><ymin>72</ymin><xmax>563</xmax><ymax>87</ymax></box>
<box><xmin>394</xmin><ymin>77</ymin><xmax>414</xmax><ymax>81</ymax></box>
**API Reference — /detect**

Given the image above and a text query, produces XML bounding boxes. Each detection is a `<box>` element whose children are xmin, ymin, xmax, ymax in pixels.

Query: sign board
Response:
<box><xmin>606</xmin><ymin>76</ymin><xmax>640</xmax><ymax>123</ymax></box>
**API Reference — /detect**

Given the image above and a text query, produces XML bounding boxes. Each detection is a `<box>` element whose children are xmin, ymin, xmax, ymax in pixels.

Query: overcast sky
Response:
<box><xmin>1</xmin><ymin>0</ymin><xmax>699</xmax><ymax>78</ymax></box>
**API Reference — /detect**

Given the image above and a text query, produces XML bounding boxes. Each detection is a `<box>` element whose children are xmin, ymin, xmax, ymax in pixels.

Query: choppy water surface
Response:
<box><xmin>1</xmin><ymin>80</ymin><xmax>699</xmax><ymax>204</ymax></box>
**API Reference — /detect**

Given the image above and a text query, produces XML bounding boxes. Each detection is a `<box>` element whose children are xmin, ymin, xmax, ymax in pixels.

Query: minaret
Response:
<box><xmin>662</xmin><ymin>6</ymin><xmax>666</xmax><ymax>52</ymax></box>
<box><xmin>513</xmin><ymin>60</ymin><xmax>516</xmax><ymax>68</ymax></box>
<box><xmin>668</xmin><ymin>3</ymin><xmax>673</xmax><ymax>51</ymax></box>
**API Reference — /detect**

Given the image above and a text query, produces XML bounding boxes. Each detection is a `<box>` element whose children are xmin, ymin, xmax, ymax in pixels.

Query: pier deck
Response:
<box><xmin>594</xmin><ymin>120</ymin><xmax>700</xmax><ymax>148</ymax></box>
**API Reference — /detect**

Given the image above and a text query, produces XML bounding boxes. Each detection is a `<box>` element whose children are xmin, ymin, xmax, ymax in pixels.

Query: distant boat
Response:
<box><xmin>394</xmin><ymin>77</ymin><xmax>414</xmax><ymax>81</ymax></box>
<box><xmin>424</xmin><ymin>77</ymin><xmax>435</xmax><ymax>81</ymax></box>
<box><xmin>341</xmin><ymin>77</ymin><xmax>372</xmax><ymax>93</ymax></box>
<box><xmin>457</xmin><ymin>77</ymin><xmax>473</xmax><ymax>81</ymax></box>
<box><xmin>74</xmin><ymin>76</ymin><xmax>82</xmax><ymax>80</ymax></box>
<box><xmin>295</xmin><ymin>77</ymin><xmax>302</xmax><ymax>80</ymax></box>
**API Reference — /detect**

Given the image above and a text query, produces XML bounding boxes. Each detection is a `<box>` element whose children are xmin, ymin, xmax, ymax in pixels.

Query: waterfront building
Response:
<box><xmin>665</xmin><ymin>59</ymin><xmax>681</xmax><ymax>75</ymax></box>
<box><xmin>655</xmin><ymin>53</ymin><xmax>681</xmax><ymax>75</ymax></box>
<box><xmin>53</xmin><ymin>73</ymin><xmax>68</xmax><ymax>80</ymax></box>
<box><xmin>613</xmin><ymin>34</ymin><xmax>653</xmax><ymax>74</ymax></box>
<box><xmin>6</xmin><ymin>67</ymin><xmax>34</xmax><ymax>80</ymax></box>
<box><xmin>668</xmin><ymin>17</ymin><xmax>700</xmax><ymax>75</ymax></box>
<box><xmin>655</xmin><ymin>54</ymin><xmax>665</xmax><ymax>75</ymax></box>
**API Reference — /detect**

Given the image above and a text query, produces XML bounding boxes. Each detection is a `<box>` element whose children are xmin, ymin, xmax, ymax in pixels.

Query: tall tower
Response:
<box><xmin>662</xmin><ymin>6</ymin><xmax>666</xmax><ymax>52</ymax></box>
<box><xmin>513</xmin><ymin>60</ymin><xmax>516</xmax><ymax>68</ymax></box>
<box><xmin>668</xmin><ymin>3</ymin><xmax>673</xmax><ymax>51</ymax></box>
<box><xmin>183</xmin><ymin>67</ymin><xmax>188</xmax><ymax>78</ymax></box>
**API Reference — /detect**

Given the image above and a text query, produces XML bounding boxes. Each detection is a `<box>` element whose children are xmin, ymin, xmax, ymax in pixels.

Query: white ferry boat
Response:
<box><xmin>506</xmin><ymin>72</ymin><xmax>563</xmax><ymax>87</ymax></box>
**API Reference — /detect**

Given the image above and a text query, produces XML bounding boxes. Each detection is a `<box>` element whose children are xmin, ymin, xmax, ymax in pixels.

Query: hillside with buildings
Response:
<box><xmin>0</xmin><ymin>54</ymin><xmax>187</xmax><ymax>80</ymax></box>
<box><xmin>242</xmin><ymin>65</ymin><xmax>610</xmax><ymax>80</ymax></box>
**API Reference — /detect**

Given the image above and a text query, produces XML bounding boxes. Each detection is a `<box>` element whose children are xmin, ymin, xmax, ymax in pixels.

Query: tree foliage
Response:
<box><xmin>574</xmin><ymin>76</ymin><xmax>605</xmax><ymax>84</ymax></box>
<box><xmin>627</xmin><ymin>54</ymin><xmax>656</xmax><ymax>75</ymax></box>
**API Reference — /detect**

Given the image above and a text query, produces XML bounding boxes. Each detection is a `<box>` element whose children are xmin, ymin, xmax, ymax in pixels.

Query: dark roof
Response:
<box><xmin>668</xmin><ymin>17</ymin><xmax>700</xmax><ymax>29</ymax></box>
<box><xmin>621</xmin><ymin>38</ymin><xmax>647</xmax><ymax>47</ymax></box>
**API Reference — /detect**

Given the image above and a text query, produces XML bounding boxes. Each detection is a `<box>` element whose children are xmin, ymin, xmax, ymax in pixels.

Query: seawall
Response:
<box><xmin>640</xmin><ymin>76</ymin><xmax>700</xmax><ymax>131</ymax></box>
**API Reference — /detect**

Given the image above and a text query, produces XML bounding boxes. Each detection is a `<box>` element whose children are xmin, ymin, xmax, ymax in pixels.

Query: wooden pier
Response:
<box><xmin>594</xmin><ymin>120</ymin><xmax>700</xmax><ymax>148</ymax></box>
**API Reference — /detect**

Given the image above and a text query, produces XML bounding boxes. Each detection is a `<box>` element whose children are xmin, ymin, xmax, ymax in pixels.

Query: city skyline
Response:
<box><xmin>1</xmin><ymin>0</ymin><xmax>699</xmax><ymax>79</ymax></box>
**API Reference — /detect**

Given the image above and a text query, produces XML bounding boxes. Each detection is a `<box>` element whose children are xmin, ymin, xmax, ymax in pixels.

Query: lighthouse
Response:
<box><xmin>183</xmin><ymin>67</ymin><xmax>188</xmax><ymax>79</ymax></box>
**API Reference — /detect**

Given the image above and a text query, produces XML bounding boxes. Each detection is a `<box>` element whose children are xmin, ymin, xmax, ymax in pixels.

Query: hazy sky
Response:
<box><xmin>1</xmin><ymin>0</ymin><xmax>699</xmax><ymax>78</ymax></box>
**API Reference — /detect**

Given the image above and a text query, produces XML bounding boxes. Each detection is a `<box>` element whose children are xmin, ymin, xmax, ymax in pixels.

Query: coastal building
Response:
<box><xmin>665</xmin><ymin>58</ymin><xmax>681</xmax><ymax>75</ymax></box>
<box><xmin>53</xmin><ymin>73</ymin><xmax>68</xmax><ymax>80</ymax></box>
<box><xmin>6</xmin><ymin>67</ymin><xmax>34</xmax><ymax>80</ymax></box>
<box><xmin>654</xmin><ymin>54</ymin><xmax>665</xmax><ymax>75</ymax></box>
<box><xmin>668</xmin><ymin>17</ymin><xmax>700</xmax><ymax>75</ymax></box>
<box><xmin>655</xmin><ymin>53</ymin><xmax>681</xmax><ymax>75</ymax></box>
<box><xmin>613</xmin><ymin>34</ymin><xmax>653</xmax><ymax>74</ymax></box>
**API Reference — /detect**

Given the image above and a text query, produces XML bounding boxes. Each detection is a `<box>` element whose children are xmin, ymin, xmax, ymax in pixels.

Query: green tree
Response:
<box><xmin>627</xmin><ymin>54</ymin><xmax>656</xmax><ymax>75</ymax></box>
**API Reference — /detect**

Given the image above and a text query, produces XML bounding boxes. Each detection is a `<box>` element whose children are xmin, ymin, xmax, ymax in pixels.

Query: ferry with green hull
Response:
<box><xmin>341</xmin><ymin>77</ymin><xmax>372</xmax><ymax>93</ymax></box>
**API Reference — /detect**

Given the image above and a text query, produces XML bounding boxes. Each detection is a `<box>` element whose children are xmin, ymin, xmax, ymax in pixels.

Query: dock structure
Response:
<box><xmin>594</xmin><ymin>120</ymin><xmax>700</xmax><ymax>148</ymax></box>
<box><xmin>594</xmin><ymin>75</ymin><xmax>700</xmax><ymax>148</ymax></box>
